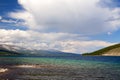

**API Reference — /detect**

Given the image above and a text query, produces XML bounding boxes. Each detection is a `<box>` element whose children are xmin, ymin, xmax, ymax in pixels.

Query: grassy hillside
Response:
<box><xmin>82</xmin><ymin>43</ymin><xmax>120</xmax><ymax>56</ymax></box>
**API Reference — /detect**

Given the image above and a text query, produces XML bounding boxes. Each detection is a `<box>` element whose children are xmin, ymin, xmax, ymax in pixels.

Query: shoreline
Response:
<box><xmin>0</xmin><ymin>64</ymin><xmax>119</xmax><ymax>80</ymax></box>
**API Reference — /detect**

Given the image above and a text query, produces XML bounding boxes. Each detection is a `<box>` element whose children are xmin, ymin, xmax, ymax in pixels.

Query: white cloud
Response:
<box><xmin>1</xmin><ymin>0</ymin><xmax>119</xmax><ymax>54</ymax></box>
<box><xmin>9</xmin><ymin>11</ymin><xmax>37</xmax><ymax>30</ymax></box>
<box><xmin>0</xmin><ymin>29</ymin><xmax>87</xmax><ymax>44</ymax></box>
<box><xmin>53</xmin><ymin>40</ymin><xmax>114</xmax><ymax>53</ymax></box>
<box><xmin>1</xmin><ymin>19</ymin><xmax>17</xmax><ymax>23</ymax></box>
<box><xmin>0</xmin><ymin>29</ymin><xmax>115</xmax><ymax>53</ymax></box>
<box><xmin>8</xmin><ymin>0</ymin><xmax>120</xmax><ymax>35</ymax></box>
<box><xmin>0</xmin><ymin>16</ymin><xmax>26</xmax><ymax>28</ymax></box>
<box><xmin>0</xmin><ymin>16</ymin><xmax>2</xmax><ymax>20</ymax></box>
<box><xmin>107</xmin><ymin>32</ymin><xmax>112</xmax><ymax>35</ymax></box>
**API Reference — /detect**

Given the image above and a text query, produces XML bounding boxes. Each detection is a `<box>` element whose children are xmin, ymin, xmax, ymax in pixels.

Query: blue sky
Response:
<box><xmin>0</xmin><ymin>0</ymin><xmax>120</xmax><ymax>53</ymax></box>
<box><xmin>0</xmin><ymin>0</ymin><xmax>22</xmax><ymax>15</ymax></box>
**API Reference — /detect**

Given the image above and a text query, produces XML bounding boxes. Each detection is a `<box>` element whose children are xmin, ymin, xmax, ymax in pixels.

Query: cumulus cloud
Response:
<box><xmin>1</xmin><ymin>0</ymin><xmax>119</xmax><ymax>53</ymax></box>
<box><xmin>8</xmin><ymin>0</ymin><xmax>120</xmax><ymax>35</ymax></box>
<box><xmin>0</xmin><ymin>29</ymin><xmax>114</xmax><ymax>53</ymax></box>
<box><xmin>0</xmin><ymin>29</ymin><xmax>87</xmax><ymax>44</ymax></box>
<box><xmin>9</xmin><ymin>11</ymin><xmax>37</xmax><ymax>29</ymax></box>
<box><xmin>55</xmin><ymin>40</ymin><xmax>114</xmax><ymax>53</ymax></box>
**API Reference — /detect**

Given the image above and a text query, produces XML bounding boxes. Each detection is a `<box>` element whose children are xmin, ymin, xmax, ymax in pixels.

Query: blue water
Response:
<box><xmin>0</xmin><ymin>56</ymin><xmax>120</xmax><ymax>68</ymax></box>
<box><xmin>0</xmin><ymin>56</ymin><xmax>120</xmax><ymax>80</ymax></box>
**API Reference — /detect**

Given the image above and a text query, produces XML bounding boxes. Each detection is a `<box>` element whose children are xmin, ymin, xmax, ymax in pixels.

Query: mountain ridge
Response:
<box><xmin>0</xmin><ymin>44</ymin><xmax>79</xmax><ymax>57</ymax></box>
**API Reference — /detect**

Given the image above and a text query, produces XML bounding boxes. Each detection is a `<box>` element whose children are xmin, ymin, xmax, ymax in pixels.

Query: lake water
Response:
<box><xmin>0</xmin><ymin>56</ymin><xmax>120</xmax><ymax>80</ymax></box>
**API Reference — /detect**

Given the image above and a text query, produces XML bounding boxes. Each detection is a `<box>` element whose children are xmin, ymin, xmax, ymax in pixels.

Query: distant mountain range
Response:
<box><xmin>1</xmin><ymin>43</ymin><xmax>120</xmax><ymax>57</ymax></box>
<box><xmin>0</xmin><ymin>44</ymin><xmax>79</xmax><ymax>57</ymax></box>
<box><xmin>83</xmin><ymin>43</ymin><xmax>120</xmax><ymax>56</ymax></box>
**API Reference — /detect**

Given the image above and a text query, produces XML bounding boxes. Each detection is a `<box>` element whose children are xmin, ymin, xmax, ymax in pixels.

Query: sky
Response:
<box><xmin>0</xmin><ymin>0</ymin><xmax>120</xmax><ymax>54</ymax></box>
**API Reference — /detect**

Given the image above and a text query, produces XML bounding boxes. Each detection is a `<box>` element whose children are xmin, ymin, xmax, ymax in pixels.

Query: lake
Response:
<box><xmin>0</xmin><ymin>56</ymin><xmax>120</xmax><ymax>80</ymax></box>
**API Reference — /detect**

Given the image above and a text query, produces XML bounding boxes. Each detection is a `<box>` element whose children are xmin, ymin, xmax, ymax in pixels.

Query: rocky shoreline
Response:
<box><xmin>0</xmin><ymin>64</ymin><xmax>120</xmax><ymax>80</ymax></box>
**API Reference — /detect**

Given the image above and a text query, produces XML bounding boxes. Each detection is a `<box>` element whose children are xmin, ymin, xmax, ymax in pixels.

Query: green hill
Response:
<box><xmin>82</xmin><ymin>43</ymin><xmax>120</xmax><ymax>56</ymax></box>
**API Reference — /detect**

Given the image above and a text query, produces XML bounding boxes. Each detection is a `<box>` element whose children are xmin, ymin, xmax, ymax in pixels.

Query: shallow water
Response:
<box><xmin>0</xmin><ymin>56</ymin><xmax>120</xmax><ymax>80</ymax></box>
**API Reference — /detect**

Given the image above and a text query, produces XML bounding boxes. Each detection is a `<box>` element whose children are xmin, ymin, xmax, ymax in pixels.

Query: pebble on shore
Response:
<box><xmin>0</xmin><ymin>68</ymin><xmax>8</xmax><ymax>73</ymax></box>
